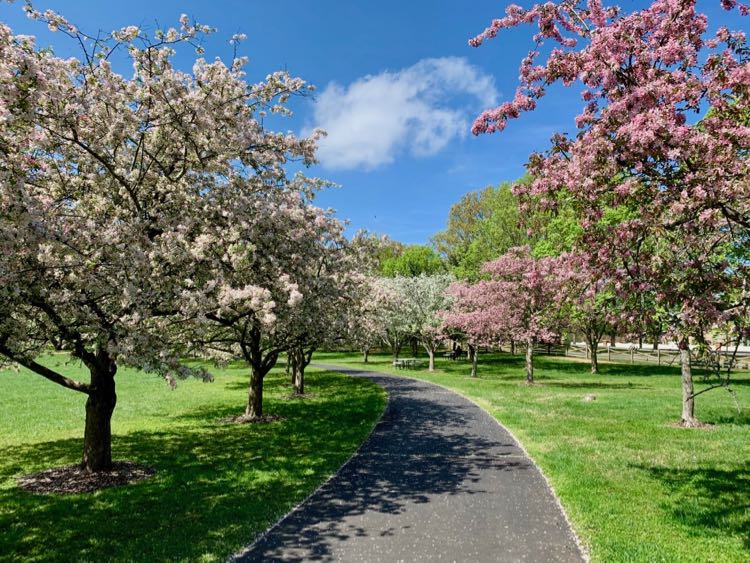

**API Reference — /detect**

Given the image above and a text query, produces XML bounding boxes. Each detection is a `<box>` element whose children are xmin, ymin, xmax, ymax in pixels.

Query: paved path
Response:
<box><xmin>234</xmin><ymin>365</ymin><xmax>584</xmax><ymax>562</ymax></box>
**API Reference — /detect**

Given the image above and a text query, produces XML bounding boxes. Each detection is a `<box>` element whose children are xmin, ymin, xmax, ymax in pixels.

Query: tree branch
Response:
<box><xmin>0</xmin><ymin>346</ymin><xmax>91</xmax><ymax>394</ymax></box>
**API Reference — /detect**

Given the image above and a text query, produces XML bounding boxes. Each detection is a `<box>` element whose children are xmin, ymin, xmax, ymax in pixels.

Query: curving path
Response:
<box><xmin>233</xmin><ymin>365</ymin><xmax>584</xmax><ymax>562</ymax></box>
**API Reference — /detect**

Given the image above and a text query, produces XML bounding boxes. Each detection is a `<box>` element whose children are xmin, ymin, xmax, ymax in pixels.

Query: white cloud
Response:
<box><xmin>308</xmin><ymin>57</ymin><xmax>498</xmax><ymax>170</ymax></box>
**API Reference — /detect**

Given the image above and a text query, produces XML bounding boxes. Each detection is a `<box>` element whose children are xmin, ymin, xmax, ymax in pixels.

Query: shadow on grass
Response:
<box><xmin>0</xmin><ymin>371</ymin><xmax>384</xmax><ymax>562</ymax></box>
<box><xmin>706</xmin><ymin>410</ymin><xmax>750</xmax><ymax>426</ymax></box>
<box><xmin>538</xmin><ymin>381</ymin><xmax>649</xmax><ymax>390</ymax></box>
<box><xmin>634</xmin><ymin>464</ymin><xmax>750</xmax><ymax>549</ymax></box>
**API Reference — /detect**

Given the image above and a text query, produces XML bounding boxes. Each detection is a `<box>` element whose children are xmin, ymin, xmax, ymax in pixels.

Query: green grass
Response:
<box><xmin>0</xmin><ymin>355</ymin><xmax>386</xmax><ymax>562</ymax></box>
<box><xmin>317</xmin><ymin>351</ymin><xmax>750</xmax><ymax>562</ymax></box>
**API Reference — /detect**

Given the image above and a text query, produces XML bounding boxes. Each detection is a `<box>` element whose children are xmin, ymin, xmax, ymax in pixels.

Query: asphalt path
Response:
<box><xmin>233</xmin><ymin>365</ymin><xmax>584</xmax><ymax>562</ymax></box>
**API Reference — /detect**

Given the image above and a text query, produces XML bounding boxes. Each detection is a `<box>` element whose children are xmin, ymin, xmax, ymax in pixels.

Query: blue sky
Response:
<box><xmin>3</xmin><ymin>1</ymin><xmax>746</xmax><ymax>244</ymax></box>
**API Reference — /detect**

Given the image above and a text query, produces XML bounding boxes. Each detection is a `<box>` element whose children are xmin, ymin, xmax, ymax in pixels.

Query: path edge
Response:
<box><xmin>227</xmin><ymin>367</ymin><xmax>390</xmax><ymax>562</ymax></box>
<box><xmin>317</xmin><ymin>362</ymin><xmax>591</xmax><ymax>563</ymax></box>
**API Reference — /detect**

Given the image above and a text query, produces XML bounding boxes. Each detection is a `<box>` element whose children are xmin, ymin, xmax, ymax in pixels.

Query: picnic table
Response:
<box><xmin>392</xmin><ymin>358</ymin><xmax>423</xmax><ymax>369</ymax></box>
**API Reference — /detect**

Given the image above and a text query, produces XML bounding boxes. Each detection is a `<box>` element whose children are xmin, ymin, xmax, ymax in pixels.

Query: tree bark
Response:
<box><xmin>82</xmin><ymin>359</ymin><xmax>117</xmax><ymax>472</ymax></box>
<box><xmin>610</xmin><ymin>331</ymin><xmax>616</xmax><ymax>347</ymax></box>
<box><xmin>510</xmin><ymin>339</ymin><xmax>516</xmax><ymax>355</ymax></box>
<box><xmin>586</xmin><ymin>335</ymin><xmax>600</xmax><ymax>375</ymax></box>
<box><xmin>293</xmin><ymin>363</ymin><xmax>304</xmax><ymax>395</ymax></box>
<box><xmin>427</xmin><ymin>347</ymin><xmax>435</xmax><ymax>372</ymax></box>
<box><xmin>590</xmin><ymin>343</ymin><xmax>599</xmax><ymax>374</ymax></box>
<box><xmin>246</xmin><ymin>367</ymin><xmax>265</xmax><ymax>419</ymax></box>
<box><xmin>679</xmin><ymin>339</ymin><xmax>698</xmax><ymax>426</ymax></box>
<box><xmin>652</xmin><ymin>334</ymin><xmax>660</xmax><ymax>350</ymax></box>
<box><xmin>469</xmin><ymin>344</ymin><xmax>478</xmax><ymax>378</ymax></box>
<box><xmin>292</xmin><ymin>348</ymin><xmax>314</xmax><ymax>395</ymax></box>
<box><xmin>289</xmin><ymin>349</ymin><xmax>297</xmax><ymax>385</ymax></box>
<box><xmin>391</xmin><ymin>341</ymin><xmax>402</xmax><ymax>360</ymax></box>
<box><xmin>525</xmin><ymin>338</ymin><xmax>534</xmax><ymax>384</ymax></box>
<box><xmin>363</xmin><ymin>348</ymin><xmax>369</xmax><ymax>363</ymax></box>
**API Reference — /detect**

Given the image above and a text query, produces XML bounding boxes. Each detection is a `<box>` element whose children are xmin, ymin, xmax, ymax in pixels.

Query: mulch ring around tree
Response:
<box><xmin>222</xmin><ymin>413</ymin><xmax>286</xmax><ymax>424</ymax></box>
<box><xmin>18</xmin><ymin>461</ymin><xmax>156</xmax><ymax>495</ymax></box>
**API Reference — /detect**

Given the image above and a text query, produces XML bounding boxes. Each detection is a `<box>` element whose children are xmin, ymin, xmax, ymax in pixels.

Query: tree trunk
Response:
<box><xmin>293</xmin><ymin>363</ymin><xmax>304</xmax><ymax>395</ymax></box>
<box><xmin>363</xmin><ymin>348</ymin><xmax>369</xmax><ymax>363</ymax></box>
<box><xmin>510</xmin><ymin>339</ymin><xmax>516</xmax><ymax>355</ymax></box>
<box><xmin>427</xmin><ymin>347</ymin><xmax>435</xmax><ymax>372</ymax></box>
<box><xmin>246</xmin><ymin>367</ymin><xmax>264</xmax><ymax>419</ymax></box>
<box><xmin>679</xmin><ymin>339</ymin><xmax>698</xmax><ymax>426</ymax></box>
<box><xmin>469</xmin><ymin>344</ymin><xmax>478</xmax><ymax>378</ymax></box>
<box><xmin>410</xmin><ymin>337</ymin><xmax>418</xmax><ymax>357</ymax></box>
<box><xmin>290</xmin><ymin>350</ymin><xmax>297</xmax><ymax>385</ymax></box>
<box><xmin>586</xmin><ymin>335</ymin><xmax>600</xmax><ymax>375</ymax></box>
<box><xmin>82</xmin><ymin>361</ymin><xmax>117</xmax><ymax>472</ymax></box>
<box><xmin>610</xmin><ymin>332</ymin><xmax>616</xmax><ymax>347</ymax></box>
<box><xmin>392</xmin><ymin>341</ymin><xmax>402</xmax><ymax>360</ymax></box>
<box><xmin>590</xmin><ymin>343</ymin><xmax>599</xmax><ymax>374</ymax></box>
<box><xmin>525</xmin><ymin>338</ymin><xmax>534</xmax><ymax>384</ymax></box>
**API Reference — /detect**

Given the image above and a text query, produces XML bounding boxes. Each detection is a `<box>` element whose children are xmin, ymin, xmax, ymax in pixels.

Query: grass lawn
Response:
<box><xmin>0</xmin><ymin>355</ymin><xmax>385</xmax><ymax>562</ymax></box>
<box><xmin>316</xmin><ymin>351</ymin><xmax>750</xmax><ymax>563</ymax></box>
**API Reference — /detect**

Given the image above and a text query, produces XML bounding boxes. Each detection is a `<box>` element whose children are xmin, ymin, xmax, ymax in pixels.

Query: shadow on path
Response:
<box><xmin>234</xmin><ymin>365</ymin><xmax>583</xmax><ymax>562</ymax></box>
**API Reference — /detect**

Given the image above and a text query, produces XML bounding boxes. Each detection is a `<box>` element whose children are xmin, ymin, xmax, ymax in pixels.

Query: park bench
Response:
<box><xmin>443</xmin><ymin>350</ymin><xmax>467</xmax><ymax>360</ymax></box>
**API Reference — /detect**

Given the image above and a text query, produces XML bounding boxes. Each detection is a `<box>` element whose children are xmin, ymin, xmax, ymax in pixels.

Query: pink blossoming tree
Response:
<box><xmin>470</xmin><ymin>0</ymin><xmax>750</xmax><ymax>425</ymax></box>
<box><xmin>444</xmin><ymin>247</ymin><xmax>571</xmax><ymax>383</ymax></box>
<box><xmin>442</xmin><ymin>281</ymin><xmax>509</xmax><ymax>377</ymax></box>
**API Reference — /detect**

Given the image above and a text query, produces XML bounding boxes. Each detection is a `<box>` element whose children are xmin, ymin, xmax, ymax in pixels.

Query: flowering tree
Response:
<box><xmin>560</xmin><ymin>255</ymin><xmax>620</xmax><ymax>374</ymax></box>
<box><xmin>442</xmin><ymin>282</ymin><xmax>509</xmax><ymax>377</ymax></box>
<box><xmin>470</xmin><ymin>0</ymin><xmax>750</xmax><ymax>425</ymax></box>
<box><xmin>183</xmin><ymin>189</ymin><xmax>353</xmax><ymax>417</ymax></box>
<box><xmin>282</xmin><ymin>241</ymin><xmax>363</xmax><ymax>396</ymax></box>
<box><xmin>371</xmin><ymin>277</ymin><xmax>413</xmax><ymax>360</ymax></box>
<box><xmin>483</xmin><ymin>247</ymin><xmax>572</xmax><ymax>382</ymax></box>
<box><xmin>398</xmin><ymin>275</ymin><xmax>454</xmax><ymax>371</ymax></box>
<box><xmin>0</xmin><ymin>6</ymin><xmax>323</xmax><ymax>469</ymax></box>
<box><xmin>443</xmin><ymin>247</ymin><xmax>569</xmax><ymax>382</ymax></box>
<box><xmin>344</xmin><ymin>276</ymin><xmax>387</xmax><ymax>363</ymax></box>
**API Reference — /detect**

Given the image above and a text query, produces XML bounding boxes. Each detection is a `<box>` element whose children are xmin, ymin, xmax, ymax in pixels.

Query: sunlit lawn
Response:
<box><xmin>317</xmin><ymin>350</ymin><xmax>750</xmax><ymax>563</ymax></box>
<box><xmin>0</xmin><ymin>355</ymin><xmax>385</xmax><ymax>562</ymax></box>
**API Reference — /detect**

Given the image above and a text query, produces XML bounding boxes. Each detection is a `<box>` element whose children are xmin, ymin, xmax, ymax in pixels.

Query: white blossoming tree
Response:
<box><xmin>187</xmin><ymin>189</ymin><xmax>359</xmax><ymax>414</ymax></box>
<box><xmin>369</xmin><ymin>275</ymin><xmax>453</xmax><ymax>369</ymax></box>
<box><xmin>0</xmin><ymin>6</ymin><xmax>323</xmax><ymax>470</ymax></box>
<box><xmin>397</xmin><ymin>275</ymin><xmax>454</xmax><ymax>371</ymax></box>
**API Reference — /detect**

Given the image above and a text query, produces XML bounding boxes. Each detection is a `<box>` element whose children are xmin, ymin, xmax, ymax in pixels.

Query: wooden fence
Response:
<box><xmin>562</xmin><ymin>343</ymin><xmax>750</xmax><ymax>370</ymax></box>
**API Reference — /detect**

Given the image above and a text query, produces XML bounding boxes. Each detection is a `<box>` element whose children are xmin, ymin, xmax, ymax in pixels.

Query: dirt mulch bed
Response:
<box><xmin>222</xmin><ymin>413</ymin><xmax>286</xmax><ymax>424</ymax></box>
<box><xmin>18</xmin><ymin>461</ymin><xmax>156</xmax><ymax>495</ymax></box>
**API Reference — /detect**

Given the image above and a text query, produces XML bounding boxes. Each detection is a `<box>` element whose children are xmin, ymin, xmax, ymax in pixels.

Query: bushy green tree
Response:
<box><xmin>380</xmin><ymin>245</ymin><xmax>445</xmax><ymax>277</ymax></box>
<box><xmin>433</xmin><ymin>180</ymin><xmax>531</xmax><ymax>280</ymax></box>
